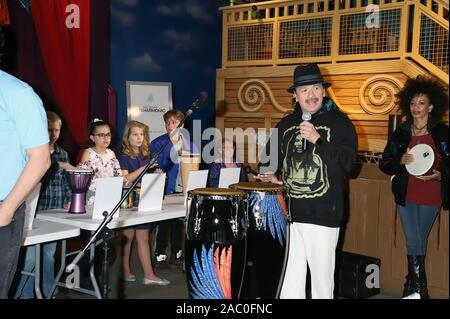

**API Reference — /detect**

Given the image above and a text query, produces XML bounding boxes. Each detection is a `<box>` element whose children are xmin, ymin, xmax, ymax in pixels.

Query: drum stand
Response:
<box><xmin>67</xmin><ymin>93</ymin><xmax>207</xmax><ymax>298</ymax></box>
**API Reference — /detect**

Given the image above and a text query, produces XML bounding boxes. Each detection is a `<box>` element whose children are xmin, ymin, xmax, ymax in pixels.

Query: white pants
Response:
<box><xmin>280</xmin><ymin>222</ymin><xmax>340</xmax><ymax>299</ymax></box>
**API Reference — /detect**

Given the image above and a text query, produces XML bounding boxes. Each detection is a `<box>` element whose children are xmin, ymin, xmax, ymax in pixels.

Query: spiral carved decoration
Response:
<box><xmin>359</xmin><ymin>75</ymin><xmax>403</xmax><ymax>114</ymax></box>
<box><xmin>238</xmin><ymin>79</ymin><xmax>291</xmax><ymax>113</ymax></box>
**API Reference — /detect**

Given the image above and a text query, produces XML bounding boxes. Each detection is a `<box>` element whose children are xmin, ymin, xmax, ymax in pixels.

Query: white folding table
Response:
<box><xmin>22</xmin><ymin>219</ymin><xmax>80</xmax><ymax>299</ymax></box>
<box><xmin>35</xmin><ymin>195</ymin><xmax>186</xmax><ymax>298</ymax></box>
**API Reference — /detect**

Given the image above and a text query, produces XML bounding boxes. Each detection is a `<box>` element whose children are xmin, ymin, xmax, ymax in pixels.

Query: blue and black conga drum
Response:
<box><xmin>185</xmin><ymin>188</ymin><xmax>248</xmax><ymax>299</ymax></box>
<box><xmin>231</xmin><ymin>182</ymin><xmax>289</xmax><ymax>299</ymax></box>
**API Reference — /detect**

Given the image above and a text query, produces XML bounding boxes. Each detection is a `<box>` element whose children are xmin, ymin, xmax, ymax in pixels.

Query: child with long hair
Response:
<box><xmin>117</xmin><ymin>120</ymin><xmax>169</xmax><ymax>285</ymax></box>
<box><xmin>77</xmin><ymin>119</ymin><xmax>122</xmax><ymax>205</ymax></box>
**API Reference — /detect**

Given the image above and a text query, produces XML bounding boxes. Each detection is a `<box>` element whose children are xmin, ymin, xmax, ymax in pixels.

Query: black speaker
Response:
<box><xmin>336</xmin><ymin>251</ymin><xmax>381</xmax><ymax>299</ymax></box>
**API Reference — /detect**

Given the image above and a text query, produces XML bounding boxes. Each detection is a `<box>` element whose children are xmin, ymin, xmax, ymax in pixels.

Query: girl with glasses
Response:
<box><xmin>78</xmin><ymin>119</ymin><xmax>122</xmax><ymax>205</ymax></box>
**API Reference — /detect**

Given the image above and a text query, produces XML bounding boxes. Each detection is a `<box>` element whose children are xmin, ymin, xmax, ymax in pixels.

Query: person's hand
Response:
<box><xmin>401</xmin><ymin>148</ymin><xmax>414</xmax><ymax>165</ymax></box>
<box><xmin>299</xmin><ymin>121</ymin><xmax>321</xmax><ymax>144</ymax></box>
<box><xmin>154</xmin><ymin>168</ymin><xmax>163</xmax><ymax>174</ymax></box>
<box><xmin>255</xmin><ymin>173</ymin><xmax>283</xmax><ymax>185</ymax></box>
<box><xmin>0</xmin><ymin>202</ymin><xmax>14</xmax><ymax>227</ymax></box>
<box><xmin>123</xmin><ymin>177</ymin><xmax>132</xmax><ymax>188</ymax></box>
<box><xmin>417</xmin><ymin>169</ymin><xmax>441</xmax><ymax>182</ymax></box>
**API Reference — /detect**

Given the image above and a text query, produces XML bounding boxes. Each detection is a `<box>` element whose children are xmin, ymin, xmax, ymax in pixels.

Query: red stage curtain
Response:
<box><xmin>0</xmin><ymin>0</ymin><xmax>11</xmax><ymax>26</ymax></box>
<box><xmin>30</xmin><ymin>0</ymin><xmax>90</xmax><ymax>146</ymax></box>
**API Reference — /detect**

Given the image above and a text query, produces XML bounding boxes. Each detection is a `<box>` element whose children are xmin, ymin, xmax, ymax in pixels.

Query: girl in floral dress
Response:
<box><xmin>78</xmin><ymin>119</ymin><xmax>122</xmax><ymax>205</ymax></box>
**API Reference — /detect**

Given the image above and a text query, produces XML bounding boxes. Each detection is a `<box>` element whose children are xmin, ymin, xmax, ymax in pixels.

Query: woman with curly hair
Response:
<box><xmin>379</xmin><ymin>76</ymin><xmax>449</xmax><ymax>299</ymax></box>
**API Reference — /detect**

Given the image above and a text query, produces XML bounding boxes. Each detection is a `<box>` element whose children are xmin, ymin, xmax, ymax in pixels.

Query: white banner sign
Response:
<box><xmin>126</xmin><ymin>81</ymin><xmax>173</xmax><ymax>142</ymax></box>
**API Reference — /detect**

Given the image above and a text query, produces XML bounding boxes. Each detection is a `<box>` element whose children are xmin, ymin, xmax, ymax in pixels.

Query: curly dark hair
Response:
<box><xmin>396</xmin><ymin>75</ymin><xmax>448</xmax><ymax>120</ymax></box>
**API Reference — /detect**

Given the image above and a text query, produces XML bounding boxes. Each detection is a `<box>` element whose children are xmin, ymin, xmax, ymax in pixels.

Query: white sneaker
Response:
<box><xmin>156</xmin><ymin>254</ymin><xmax>167</xmax><ymax>262</ymax></box>
<box><xmin>402</xmin><ymin>292</ymin><xmax>420</xmax><ymax>299</ymax></box>
<box><xmin>124</xmin><ymin>274</ymin><xmax>136</xmax><ymax>282</ymax></box>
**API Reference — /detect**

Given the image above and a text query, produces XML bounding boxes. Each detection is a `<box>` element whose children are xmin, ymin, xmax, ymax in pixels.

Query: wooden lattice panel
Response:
<box><xmin>339</xmin><ymin>9</ymin><xmax>401</xmax><ymax>56</ymax></box>
<box><xmin>279</xmin><ymin>17</ymin><xmax>332</xmax><ymax>59</ymax></box>
<box><xmin>420</xmin><ymin>13</ymin><xmax>449</xmax><ymax>74</ymax></box>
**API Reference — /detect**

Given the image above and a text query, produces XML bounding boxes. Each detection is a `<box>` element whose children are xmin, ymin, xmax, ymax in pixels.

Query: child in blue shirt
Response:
<box><xmin>207</xmin><ymin>138</ymin><xmax>247</xmax><ymax>188</ymax></box>
<box><xmin>150</xmin><ymin>110</ymin><xmax>198</xmax><ymax>267</ymax></box>
<box><xmin>118</xmin><ymin>120</ymin><xmax>169</xmax><ymax>285</ymax></box>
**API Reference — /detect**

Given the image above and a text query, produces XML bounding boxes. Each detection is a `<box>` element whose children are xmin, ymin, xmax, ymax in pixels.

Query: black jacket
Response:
<box><xmin>265</xmin><ymin>98</ymin><xmax>357</xmax><ymax>227</ymax></box>
<box><xmin>379</xmin><ymin>118</ymin><xmax>449</xmax><ymax>209</ymax></box>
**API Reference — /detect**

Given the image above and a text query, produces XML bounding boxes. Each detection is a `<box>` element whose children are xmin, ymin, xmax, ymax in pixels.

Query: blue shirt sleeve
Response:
<box><xmin>238</xmin><ymin>163</ymin><xmax>248</xmax><ymax>182</ymax></box>
<box><xmin>12</xmin><ymin>87</ymin><xmax>49</xmax><ymax>150</ymax></box>
<box><xmin>117</xmin><ymin>152</ymin><xmax>131</xmax><ymax>171</ymax></box>
<box><xmin>207</xmin><ymin>162</ymin><xmax>222</xmax><ymax>188</ymax></box>
<box><xmin>151</xmin><ymin>136</ymin><xmax>172</xmax><ymax>171</ymax></box>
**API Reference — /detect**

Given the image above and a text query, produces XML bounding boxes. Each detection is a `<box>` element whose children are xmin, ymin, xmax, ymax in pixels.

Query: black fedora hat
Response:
<box><xmin>287</xmin><ymin>63</ymin><xmax>330</xmax><ymax>93</ymax></box>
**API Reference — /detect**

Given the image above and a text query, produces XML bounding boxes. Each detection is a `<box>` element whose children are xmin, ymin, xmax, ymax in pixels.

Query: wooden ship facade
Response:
<box><xmin>215</xmin><ymin>0</ymin><xmax>449</xmax><ymax>298</ymax></box>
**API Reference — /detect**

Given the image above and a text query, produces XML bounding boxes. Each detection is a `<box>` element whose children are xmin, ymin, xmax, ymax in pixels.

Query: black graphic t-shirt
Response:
<box><xmin>265</xmin><ymin>100</ymin><xmax>357</xmax><ymax>227</ymax></box>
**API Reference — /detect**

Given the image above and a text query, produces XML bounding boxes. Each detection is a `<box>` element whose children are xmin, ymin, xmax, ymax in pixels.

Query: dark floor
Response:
<box><xmin>53</xmin><ymin>233</ymin><xmax>399</xmax><ymax>300</ymax></box>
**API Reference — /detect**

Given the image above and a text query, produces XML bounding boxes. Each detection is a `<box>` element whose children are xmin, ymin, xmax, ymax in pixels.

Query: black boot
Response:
<box><xmin>402</xmin><ymin>255</ymin><xmax>415</xmax><ymax>297</ymax></box>
<box><xmin>413</xmin><ymin>255</ymin><xmax>430</xmax><ymax>299</ymax></box>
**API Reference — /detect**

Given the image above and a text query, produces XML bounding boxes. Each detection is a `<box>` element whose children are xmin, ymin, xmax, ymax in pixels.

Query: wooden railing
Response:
<box><xmin>220</xmin><ymin>0</ymin><xmax>449</xmax><ymax>84</ymax></box>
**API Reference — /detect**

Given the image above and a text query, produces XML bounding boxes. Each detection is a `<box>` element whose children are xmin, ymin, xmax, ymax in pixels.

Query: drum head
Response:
<box><xmin>65</xmin><ymin>168</ymin><xmax>94</xmax><ymax>174</ymax></box>
<box><xmin>189</xmin><ymin>188</ymin><xmax>245</xmax><ymax>197</ymax></box>
<box><xmin>405</xmin><ymin>144</ymin><xmax>435</xmax><ymax>176</ymax></box>
<box><xmin>231</xmin><ymin>182</ymin><xmax>284</xmax><ymax>192</ymax></box>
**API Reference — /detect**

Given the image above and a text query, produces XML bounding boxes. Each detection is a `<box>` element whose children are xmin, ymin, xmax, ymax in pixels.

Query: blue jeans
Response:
<box><xmin>398</xmin><ymin>202</ymin><xmax>439</xmax><ymax>256</ymax></box>
<box><xmin>13</xmin><ymin>242</ymin><xmax>57</xmax><ymax>299</ymax></box>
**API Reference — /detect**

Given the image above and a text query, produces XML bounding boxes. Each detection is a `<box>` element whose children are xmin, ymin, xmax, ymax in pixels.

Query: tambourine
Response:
<box><xmin>405</xmin><ymin>144</ymin><xmax>435</xmax><ymax>176</ymax></box>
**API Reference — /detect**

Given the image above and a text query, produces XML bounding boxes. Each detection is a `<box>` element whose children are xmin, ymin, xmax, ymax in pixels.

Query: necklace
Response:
<box><xmin>412</xmin><ymin>126</ymin><xmax>428</xmax><ymax>145</ymax></box>
<box><xmin>413</xmin><ymin>123</ymin><xmax>427</xmax><ymax>131</ymax></box>
<box><xmin>412</xmin><ymin>122</ymin><xmax>428</xmax><ymax>143</ymax></box>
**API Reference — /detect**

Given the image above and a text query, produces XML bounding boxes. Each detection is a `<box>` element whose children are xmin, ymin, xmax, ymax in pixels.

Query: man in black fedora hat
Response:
<box><xmin>257</xmin><ymin>63</ymin><xmax>357</xmax><ymax>299</ymax></box>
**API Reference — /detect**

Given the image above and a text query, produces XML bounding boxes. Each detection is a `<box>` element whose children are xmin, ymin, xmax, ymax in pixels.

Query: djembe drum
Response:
<box><xmin>405</xmin><ymin>143</ymin><xmax>439</xmax><ymax>176</ymax></box>
<box><xmin>65</xmin><ymin>169</ymin><xmax>94</xmax><ymax>214</ymax></box>
<box><xmin>185</xmin><ymin>188</ymin><xmax>247</xmax><ymax>299</ymax></box>
<box><xmin>231</xmin><ymin>182</ymin><xmax>289</xmax><ymax>299</ymax></box>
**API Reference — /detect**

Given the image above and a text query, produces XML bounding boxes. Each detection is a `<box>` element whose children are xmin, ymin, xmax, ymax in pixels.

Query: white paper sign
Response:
<box><xmin>138</xmin><ymin>173</ymin><xmax>166</xmax><ymax>211</ymax></box>
<box><xmin>126</xmin><ymin>81</ymin><xmax>173</xmax><ymax>142</ymax></box>
<box><xmin>92</xmin><ymin>177</ymin><xmax>123</xmax><ymax>220</ymax></box>
<box><xmin>185</xmin><ymin>170</ymin><xmax>209</xmax><ymax>202</ymax></box>
<box><xmin>218</xmin><ymin>167</ymin><xmax>241</xmax><ymax>188</ymax></box>
<box><xmin>24</xmin><ymin>183</ymin><xmax>41</xmax><ymax>231</ymax></box>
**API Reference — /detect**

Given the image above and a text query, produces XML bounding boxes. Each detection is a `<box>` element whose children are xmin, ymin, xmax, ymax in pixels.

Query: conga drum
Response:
<box><xmin>231</xmin><ymin>182</ymin><xmax>289</xmax><ymax>299</ymax></box>
<box><xmin>65</xmin><ymin>169</ymin><xmax>94</xmax><ymax>214</ymax></box>
<box><xmin>185</xmin><ymin>188</ymin><xmax>247</xmax><ymax>299</ymax></box>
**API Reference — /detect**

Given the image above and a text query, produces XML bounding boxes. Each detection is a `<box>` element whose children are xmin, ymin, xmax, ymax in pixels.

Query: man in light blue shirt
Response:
<box><xmin>0</xmin><ymin>70</ymin><xmax>51</xmax><ymax>298</ymax></box>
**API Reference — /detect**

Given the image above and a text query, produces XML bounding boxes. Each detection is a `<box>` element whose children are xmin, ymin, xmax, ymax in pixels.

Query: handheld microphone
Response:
<box><xmin>441</xmin><ymin>142</ymin><xmax>449</xmax><ymax>157</ymax></box>
<box><xmin>301</xmin><ymin>111</ymin><xmax>312</xmax><ymax>151</ymax></box>
<box><xmin>186</xmin><ymin>91</ymin><xmax>208</xmax><ymax>117</ymax></box>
